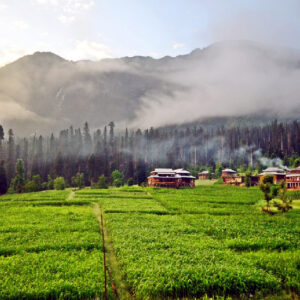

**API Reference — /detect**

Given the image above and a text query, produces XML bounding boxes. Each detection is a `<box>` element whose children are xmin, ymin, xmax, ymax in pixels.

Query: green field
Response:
<box><xmin>0</xmin><ymin>186</ymin><xmax>299</xmax><ymax>299</ymax></box>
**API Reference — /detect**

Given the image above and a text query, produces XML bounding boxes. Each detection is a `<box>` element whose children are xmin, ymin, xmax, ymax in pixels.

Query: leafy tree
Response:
<box><xmin>0</xmin><ymin>160</ymin><xmax>8</xmax><ymax>194</ymax></box>
<box><xmin>111</xmin><ymin>170</ymin><xmax>124</xmax><ymax>187</ymax></box>
<box><xmin>293</xmin><ymin>157</ymin><xmax>300</xmax><ymax>168</ymax></box>
<box><xmin>54</xmin><ymin>177</ymin><xmax>65</xmax><ymax>190</ymax></box>
<box><xmin>245</xmin><ymin>170</ymin><xmax>251</xmax><ymax>188</ymax></box>
<box><xmin>11</xmin><ymin>159</ymin><xmax>26</xmax><ymax>193</ymax></box>
<box><xmin>96</xmin><ymin>174</ymin><xmax>108</xmax><ymax>189</ymax></box>
<box><xmin>72</xmin><ymin>172</ymin><xmax>85</xmax><ymax>189</ymax></box>
<box><xmin>215</xmin><ymin>163</ymin><xmax>223</xmax><ymax>178</ymax></box>
<box><xmin>24</xmin><ymin>175</ymin><xmax>42</xmax><ymax>193</ymax></box>
<box><xmin>259</xmin><ymin>175</ymin><xmax>274</xmax><ymax>211</ymax></box>
<box><xmin>274</xmin><ymin>181</ymin><xmax>292</xmax><ymax>216</ymax></box>
<box><xmin>47</xmin><ymin>175</ymin><xmax>54</xmax><ymax>190</ymax></box>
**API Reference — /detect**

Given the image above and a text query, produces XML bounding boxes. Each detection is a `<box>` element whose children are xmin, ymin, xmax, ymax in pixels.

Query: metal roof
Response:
<box><xmin>154</xmin><ymin>168</ymin><xmax>175</xmax><ymax>173</ymax></box>
<box><xmin>263</xmin><ymin>167</ymin><xmax>284</xmax><ymax>173</ymax></box>
<box><xmin>222</xmin><ymin>168</ymin><xmax>236</xmax><ymax>173</ymax></box>
<box><xmin>199</xmin><ymin>171</ymin><xmax>209</xmax><ymax>174</ymax></box>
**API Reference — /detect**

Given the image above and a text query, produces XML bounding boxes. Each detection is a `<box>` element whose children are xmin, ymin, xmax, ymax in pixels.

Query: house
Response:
<box><xmin>286</xmin><ymin>166</ymin><xmax>300</xmax><ymax>190</ymax></box>
<box><xmin>222</xmin><ymin>168</ymin><xmax>259</xmax><ymax>186</ymax></box>
<box><xmin>259</xmin><ymin>167</ymin><xmax>286</xmax><ymax>184</ymax></box>
<box><xmin>198</xmin><ymin>170</ymin><xmax>209</xmax><ymax>180</ymax></box>
<box><xmin>221</xmin><ymin>168</ymin><xmax>237</xmax><ymax>177</ymax></box>
<box><xmin>147</xmin><ymin>168</ymin><xmax>196</xmax><ymax>188</ymax></box>
<box><xmin>221</xmin><ymin>168</ymin><xmax>237</xmax><ymax>184</ymax></box>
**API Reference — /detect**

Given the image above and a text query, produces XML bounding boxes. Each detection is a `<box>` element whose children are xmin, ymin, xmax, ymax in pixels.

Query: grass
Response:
<box><xmin>0</xmin><ymin>191</ymin><xmax>111</xmax><ymax>299</ymax></box>
<box><xmin>94</xmin><ymin>185</ymin><xmax>300</xmax><ymax>299</ymax></box>
<box><xmin>0</xmin><ymin>185</ymin><xmax>299</xmax><ymax>299</ymax></box>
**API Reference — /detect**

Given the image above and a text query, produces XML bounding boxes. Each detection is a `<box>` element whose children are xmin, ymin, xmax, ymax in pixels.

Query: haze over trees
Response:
<box><xmin>0</xmin><ymin>119</ymin><xmax>299</xmax><ymax>193</ymax></box>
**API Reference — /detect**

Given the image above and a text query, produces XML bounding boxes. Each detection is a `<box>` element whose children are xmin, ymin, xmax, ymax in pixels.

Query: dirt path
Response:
<box><xmin>93</xmin><ymin>203</ymin><xmax>133</xmax><ymax>300</ymax></box>
<box><xmin>66</xmin><ymin>190</ymin><xmax>75</xmax><ymax>201</ymax></box>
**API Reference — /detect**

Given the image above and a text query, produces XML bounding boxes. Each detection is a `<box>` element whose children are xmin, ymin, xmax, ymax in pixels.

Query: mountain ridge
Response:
<box><xmin>0</xmin><ymin>40</ymin><xmax>299</xmax><ymax>136</ymax></box>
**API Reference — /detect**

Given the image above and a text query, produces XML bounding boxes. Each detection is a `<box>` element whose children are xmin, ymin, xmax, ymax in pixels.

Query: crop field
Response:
<box><xmin>0</xmin><ymin>186</ymin><xmax>299</xmax><ymax>299</ymax></box>
<box><xmin>0</xmin><ymin>190</ymin><xmax>108</xmax><ymax>299</ymax></box>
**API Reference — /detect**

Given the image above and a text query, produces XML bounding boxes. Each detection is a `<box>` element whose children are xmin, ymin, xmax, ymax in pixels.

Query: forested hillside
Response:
<box><xmin>0</xmin><ymin>120</ymin><xmax>299</xmax><ymax>193</ymax></box>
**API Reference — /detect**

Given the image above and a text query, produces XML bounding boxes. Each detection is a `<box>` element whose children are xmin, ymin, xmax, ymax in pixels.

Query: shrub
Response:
<box><xmin>54</xmin><ymin>177</ymin><xmax>65</xmax><ymax>190</ymax></box>
<box><xmin>47</xmin><ymin>175</ymin><xmax>54</xmax><ymax>190</ymax></box>
<box><xmin>127</xmin><ymin>177</ymin><xmax>134</xmax><ymax>186</ymax></box>
<box><xmin>96</xmin><ymin>175</ymin><xmax>108</xmax><ymax>189</ymax></box>
<box><xmin>72</xmin><ymin>173</ymin><xmax>85</xmax><ymax>189</ymax></box>
<box><xmin>111</xmin><ymin>170</ymin><xmax>124</xmax><ymax>186</ymax></box>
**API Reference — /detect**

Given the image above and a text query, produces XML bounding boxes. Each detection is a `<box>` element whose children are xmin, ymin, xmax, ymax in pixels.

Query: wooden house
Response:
<box><xmin>221</xmin><ymin>168</ymin><xmax>237</xmax><ymax>178</ymax></box>
<box><xmin>222</xmin><ymin>168</ymin><xmax>258</xmax><ymax>186</ymax></box>
<box><xmin>198</xmin><ymin>171</ymin><xmax>209</xmax><ymax>180</ymax></box>
<box><xmin>147</xmin><ymin>168</ymin><xmax>195</xmax><ymax>188</ymax></box>
<box><xmin>286</xmin><ymin>166</ymin><xmax>300</xmax><ymax>190</ymax></box>
<box><xmin>259</xmin><ymin>167</ymin><xmax>286</xmax><ymax>184</ymax></box>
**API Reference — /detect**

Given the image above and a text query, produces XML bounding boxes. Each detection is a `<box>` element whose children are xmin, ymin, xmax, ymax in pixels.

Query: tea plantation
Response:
<box><xmin>0</xmin><ymin>185</ymin><xmax>299</xmax><ymax>299</ymax></box>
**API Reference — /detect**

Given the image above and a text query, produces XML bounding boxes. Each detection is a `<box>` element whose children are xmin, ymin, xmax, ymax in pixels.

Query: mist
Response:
<box><xmin>0</xmin><ymin>41</ymin><xmax>300</xmax><ymax>136</ymax></box>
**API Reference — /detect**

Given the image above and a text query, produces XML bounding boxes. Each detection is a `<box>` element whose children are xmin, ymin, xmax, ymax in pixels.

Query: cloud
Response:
<box><xmin>0</xmin><ymin>3</ymin><xmax>7</xmax><ymax>11</ymax></box>
<box><xmin>66</xmin><ymin>40</ymin><xmax>113</xmax><ymax>61</ymax></box>
<box><xmin>173</xmin><ymin>43</ymin><xmax>184</xmax><ymax>49</ymax></box>
<box><xmin>10</xmin><ymin>20</ymin><xmax>30</xmax><ymax>31</ymax></box>
<box><xmin>58</xmin><ymin>14</ymin><xmax>76</xmax><ymax>24</ymax></box>
<box><xmin>129</xmin><ymin>41</ymin><xmax>300</xmax><ymax>128</ymax></box>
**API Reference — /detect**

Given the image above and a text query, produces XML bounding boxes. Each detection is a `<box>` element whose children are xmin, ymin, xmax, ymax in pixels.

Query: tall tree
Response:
<box><xmin>0</xmin><ymin>160</ymin><xmax>8</xmax><ymax>194</ymax></box>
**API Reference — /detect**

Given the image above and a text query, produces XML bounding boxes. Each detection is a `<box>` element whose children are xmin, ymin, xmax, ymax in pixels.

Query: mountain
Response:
<box><xmin>0</xmin><ymin>40</ymin><xmax>300</xmax><ymax>136</ymax></box>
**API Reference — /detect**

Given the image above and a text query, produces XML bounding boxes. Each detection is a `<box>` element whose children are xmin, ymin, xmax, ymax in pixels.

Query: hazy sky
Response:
<box><xmin>0</xmin><ymin>0</ymin><xmax>300</xmax><ymax>66</ymax></box>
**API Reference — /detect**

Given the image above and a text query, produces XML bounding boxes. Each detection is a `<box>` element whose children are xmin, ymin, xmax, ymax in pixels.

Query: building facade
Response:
<box><xmin>147</xmin><ymin>168</ymin><xmax>196</xmax><ymax>188</ymax></box>
<box><xmin>286</xmin><ymin>166</ymin><xmax>300</xmax><ymax>190</ymax></box>
<box><xmin>259</xmin><ymin>167</ymin><xmax>286</xmax><ymax>184</ymax></box>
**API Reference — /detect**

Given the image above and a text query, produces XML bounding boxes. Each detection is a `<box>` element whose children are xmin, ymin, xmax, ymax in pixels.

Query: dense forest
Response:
<box><xmin>0</xmin><ymin>120</ymin><xmax>299</xmax><ymax>194</ymax></box>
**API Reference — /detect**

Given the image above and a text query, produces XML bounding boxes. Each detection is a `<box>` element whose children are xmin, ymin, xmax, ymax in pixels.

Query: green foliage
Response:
<box><xmin>245</xmin><ymin>170</ymin><xmax>251</xmax><ymax>187</ymax></box>
<box><xmin>215</xmin><ymin>163</ymin><xmax>223</xmax><ymax>178</ymax></box>
<box><xmin>47</xmin><ymin>175</ymin><xmax>54</xmax><ymax>190</ymax></box>
<box><xmin>95</xmin><ymin>174</ymin><xmax>108</xmax><ymax>189</ymax></box>
<box><xmin>54</xmin><ymin>177</ymin><xmax>65</xmax><ymax>190</ymax></box>
<box><xmin>0</xmin><ymin>193</ymin><xmax>107</xmax><ymax>299</ymax></box>
<box><xmin>0</xmin><ymin>160</ymin><xmax>7</xmax><ymax>195</ymax></box>
<box><xmin>24</xmin><ymin>175</ymin><xmax>42</xmax><ymax>193</ymax></box>
<box><xmin>98</xmin><ymin>185</ymin><xmax>299</xmax><ymax>298</ymax></box>
<box><xmin>9</xmin><ymin>159</ymin><xmax>26</xmax><ymax>193</ymax></box>
<box><xmin>127</xmin><ymin>177</ymin><xmax>134</xmax><ymax>186</ymax></box>
<box><xmin>259</xmin><ymin>175</ymin><xmax>275</xmax><ymax>210</ymax></box>
<box><xmin>274</xmin><ymin>181</ymin><xmax>293</xmax><ymax>216</ymax></box>
<box><xmin>111</xmin><ymin>170</ymin><xmax>124</xmax><ymax>187</ymax></box>
<box><xmin>72</xmin><ymin>172</ymin><xmax>85</xmax><ymax>189</ymax></box>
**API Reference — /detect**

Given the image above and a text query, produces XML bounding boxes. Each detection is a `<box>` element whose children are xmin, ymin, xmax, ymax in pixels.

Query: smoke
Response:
<box><xmin>253</xmin><ymin>149</ymin><xmax>289</xmax><ymax>170</ymax></box>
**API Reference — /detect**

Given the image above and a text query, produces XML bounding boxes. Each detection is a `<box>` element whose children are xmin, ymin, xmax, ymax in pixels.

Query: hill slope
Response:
<box><xmin>0</xmin><ymin>40</ymin><xmax>300</xmax><ymax>135</ymax></box>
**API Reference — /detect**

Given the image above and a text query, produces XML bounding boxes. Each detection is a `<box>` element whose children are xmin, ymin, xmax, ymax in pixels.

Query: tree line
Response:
<box><xmin>0</xmin><ymin>120</ymin><xmax>299</xmax><ymax>194</ymax></box>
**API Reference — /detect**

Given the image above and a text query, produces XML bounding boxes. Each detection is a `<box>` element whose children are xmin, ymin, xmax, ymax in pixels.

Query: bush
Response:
<box><xmin>54</xmin><ymin>177</ymin><xmax>65</xmax><ymax>190</ymax></box>
<box><xmin>47</xmin><ymin>175</ymin><xmax>54</xmax><ymax>190</ymax></box>
<box><xmin>127</xmin><ymin>177</ymin><xmax>134</xmax><ymax>186</ymax></box>
<box><xmin>111</xmin><ymin>170</ymin><xmax>124</xmax><ymax>186</ymax></box>
<box><xmin>96</xmin><ymin>175</ymin><xmax>108</xmax><ymax>189</ymax></box>
<box><xmin>24</xmin><ymin>175</ymin><xmax>42</xmax><ymax>193</ymax></box>
<box><xmin>113</xmin><ymin>178</ymin><xmax>123</xmax><ymax>187</ymax></box>
<box><xmin>72</xmin><ymin>173</ymin><xmax>85</xmax><ymax>189</ymax></box>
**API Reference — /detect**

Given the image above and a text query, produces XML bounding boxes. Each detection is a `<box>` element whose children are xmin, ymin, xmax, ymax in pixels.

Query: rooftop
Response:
<box><xmin>222</xmin><ymin>168</ymin><xmax>236</xmax><ymax>173</ymax></box>
<box><xmin>263</xmin><ymin>167</ymin><xmax>284</xmax><ymax>173</ymax></box>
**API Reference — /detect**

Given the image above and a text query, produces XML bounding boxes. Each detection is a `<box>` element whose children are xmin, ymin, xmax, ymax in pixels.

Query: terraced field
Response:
<box><xmin>0</xmin><ymin>186</ymin><xmax>299</xmax><ymax>299</ymax></box>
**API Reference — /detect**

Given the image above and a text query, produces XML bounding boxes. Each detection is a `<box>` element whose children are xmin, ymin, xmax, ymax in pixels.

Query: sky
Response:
<box><xmin>0</xmin><ymin>0</ymin><xmax>300</xmax><ymax>67</ymax></box>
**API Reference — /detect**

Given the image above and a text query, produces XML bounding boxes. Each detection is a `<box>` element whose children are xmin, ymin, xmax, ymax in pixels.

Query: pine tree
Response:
<box><xmin>7</xmin><ymin>129</ymin><xmax>15</xmax><ymax>183</ymax></box>
<box><xmin>12</xmin><ymin>159</ymin><xmax>26</xmax><ymax>193</ymax></box>
<box><xmin>0</xmin><ymin>160</ymin><xmax>8</xmax><ymax>194</ymax></box>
